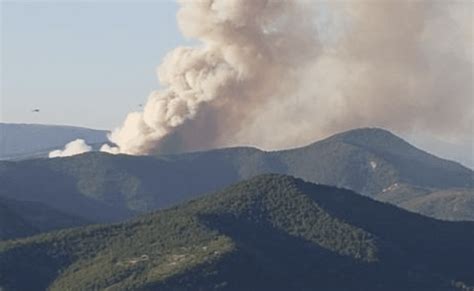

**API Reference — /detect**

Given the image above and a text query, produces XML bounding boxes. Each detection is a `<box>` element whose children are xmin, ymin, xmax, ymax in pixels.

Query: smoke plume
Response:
<box><xmin>240</xmin><ymin>0</ymin><xmax>473</xmax><ymax>150</ymax></box>
<box><xmin>103</xmin><ymin>0</ymin><xmax>319</xmax><ymax>155</ymax></box>
<box><xmin>104</xmin><ymin>0</ymin><xmax>472</xmax><ymax>155</ymax></box>
<box><xmin>49</xmin><ymin>139</ymin><xmax>92</xmax><ymax>158</ymax></box>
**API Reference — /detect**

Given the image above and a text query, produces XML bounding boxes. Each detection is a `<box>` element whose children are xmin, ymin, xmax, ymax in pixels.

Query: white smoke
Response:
<box><xmin>48</xmin><ymin>139</ymin><xmax>92</xmax><ymax>158</ymax></box>
<box><xmin>100</xmin><ymin>143</ymin><xmax>120</xmax><ymax>154</ymax></box>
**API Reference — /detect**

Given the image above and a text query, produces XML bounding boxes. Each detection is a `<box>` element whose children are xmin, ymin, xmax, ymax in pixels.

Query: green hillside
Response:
<box><xmin>0</xmin><ymin>128</ymin><xmax>471</xmax><ymax>225</ymax></box>
<box><xmin>1</xmin><ymin>175</ymin><xmax>473</xmax><ymax>291</ymax></box>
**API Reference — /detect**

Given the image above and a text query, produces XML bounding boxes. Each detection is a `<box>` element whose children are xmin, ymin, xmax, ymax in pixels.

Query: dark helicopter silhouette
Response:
<box><xmin>31</xmin><ymin>109</ymin><xmax>40</xmax><ymax>113</ymax></box>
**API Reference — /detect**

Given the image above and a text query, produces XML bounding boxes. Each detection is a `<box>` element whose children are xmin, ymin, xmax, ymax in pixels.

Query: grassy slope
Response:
<box><xmin>400</xmin><ymin>189</ymin><xmax>474</xmax><ymax>221</ymax></box>
<box><xmin>0</xmin><ymin>175</ymin><xmax>473</xmax><ymax>291</ymax></box>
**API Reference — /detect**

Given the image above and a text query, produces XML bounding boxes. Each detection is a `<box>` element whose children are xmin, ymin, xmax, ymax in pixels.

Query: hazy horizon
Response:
<box><xmin>1</xmin><ymin>120</ymin><xmax>472</xmax><ymax>169</ymax></box>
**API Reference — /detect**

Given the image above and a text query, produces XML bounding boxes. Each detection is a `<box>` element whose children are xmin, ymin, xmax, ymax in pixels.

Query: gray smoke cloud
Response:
<box><xmin>232</xmin><ymin>0</ymin><xmax>473</xmax><ymax>150</ymax></box>
<box><xmin>103</xmin><ymin>0</ymin><xmax>472</xmax><ymax>155</ymax></box>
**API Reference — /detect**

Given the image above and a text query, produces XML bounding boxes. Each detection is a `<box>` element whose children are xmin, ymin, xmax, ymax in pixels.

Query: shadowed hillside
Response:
<box><xmin>0</xmin><ymin>197</ymin><xmax>89</xmax><ymax>240</ymax></box>
<box><xmin>0</xmin><ymin>128</ymin><xmax>472</xmax><ymax>226</ymax></box>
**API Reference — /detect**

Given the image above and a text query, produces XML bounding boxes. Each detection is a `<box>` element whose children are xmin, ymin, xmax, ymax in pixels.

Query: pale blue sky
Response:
<box><xmin>1</xmin><ymin>0</ymin><xmax>187</xmax><ymax>129</ymax></box>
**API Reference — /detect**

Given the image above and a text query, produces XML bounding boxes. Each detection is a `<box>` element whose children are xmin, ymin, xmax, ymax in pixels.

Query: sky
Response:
<box><xmin>1</xmin><ymin>0</ymin><xmax>186</xmax><ymax>130</ymax></box>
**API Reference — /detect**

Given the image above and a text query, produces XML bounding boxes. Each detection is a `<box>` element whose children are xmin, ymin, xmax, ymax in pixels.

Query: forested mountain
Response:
<box><xmin>0</xmin><ymin>197</ymin><xmax>89</xmax><ymax>240</ymax></box>
<box><xmin>1</xmin><ymin>175</ymin><xmax>472</xmax><ymax>291</ymax></box>
<box><xmin>0</xmin><ymin>123</ymin><xmax>108</xmax><ymax>160</ymax></box>
<box><xmin>0</xmin><ymin>128</ymin><xmax>472</xmax><ymax>225</ymax></box>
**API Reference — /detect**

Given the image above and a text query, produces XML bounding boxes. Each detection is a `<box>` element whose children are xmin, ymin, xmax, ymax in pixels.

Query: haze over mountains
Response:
<box><xmin>1</xmin><ymin>122</ymin><xmax>472</xmax><ymax>168</ymax></box>
<box><xmin>1</xmin><ymin>127</ymin><xmax>472</xmax><ymax>239</ymax></box>
<box><xmin>0</xmin><ymin>123</ymin><xmax>108</xmax><ymax>160</ymax></box>
<box><xmin>1</xmin><ymin>175</ymin><xmax>473</xmax><ymax>290</ymax></box>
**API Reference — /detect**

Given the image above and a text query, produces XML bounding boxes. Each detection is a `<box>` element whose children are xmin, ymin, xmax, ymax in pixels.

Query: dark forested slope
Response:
<box><xmin>0</xmin><ymin>175</ymin><xmax>472</xmax><ymax>291</ymax></box>
<box><xmin>0</xmin><ymin>197</ymin><xmax>89</xmax><ymax>240</ymax></box>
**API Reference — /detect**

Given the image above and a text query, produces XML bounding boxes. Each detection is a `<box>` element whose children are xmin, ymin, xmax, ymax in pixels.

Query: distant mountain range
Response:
<box><xmin>1</xmin><ymin>122</ymin><xmax>472</xmax><ymax>167</ymax></box>
<box><xmin>0</xmin><ymin>123</ymin><xmax>108</xmax><ymax>160</ymax></box>
<box><xmin>1</xmin><ymin>175</ymin><xmax>473</xmax><ymax>290</ymax></box>
<box><xmin>0</xmin><ymin>128</ymin><xmax>472</xmax><ymax>238</ymax></box>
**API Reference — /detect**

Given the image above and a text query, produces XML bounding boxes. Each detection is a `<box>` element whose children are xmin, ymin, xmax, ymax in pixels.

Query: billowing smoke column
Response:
<box><xmin>49</xmin><ymin>0</ymin><xmax>472</xmax><ymax>158</ymax></box>
<box><xmin>103</xmin><ymin>0</ymin><xmax>318</xmax><ymax>155</ymax></box>
<box><xmin>105</xmin><ymin>0</ymin><xmax>472</xmax><ymax>155</ymax></box>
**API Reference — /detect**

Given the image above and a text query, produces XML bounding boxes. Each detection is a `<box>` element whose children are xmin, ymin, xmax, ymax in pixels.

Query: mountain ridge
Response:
<box><xmin>0</xmin><ymin>127</ymin><xmax>472</xmax><ymax>232</ymax></box>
